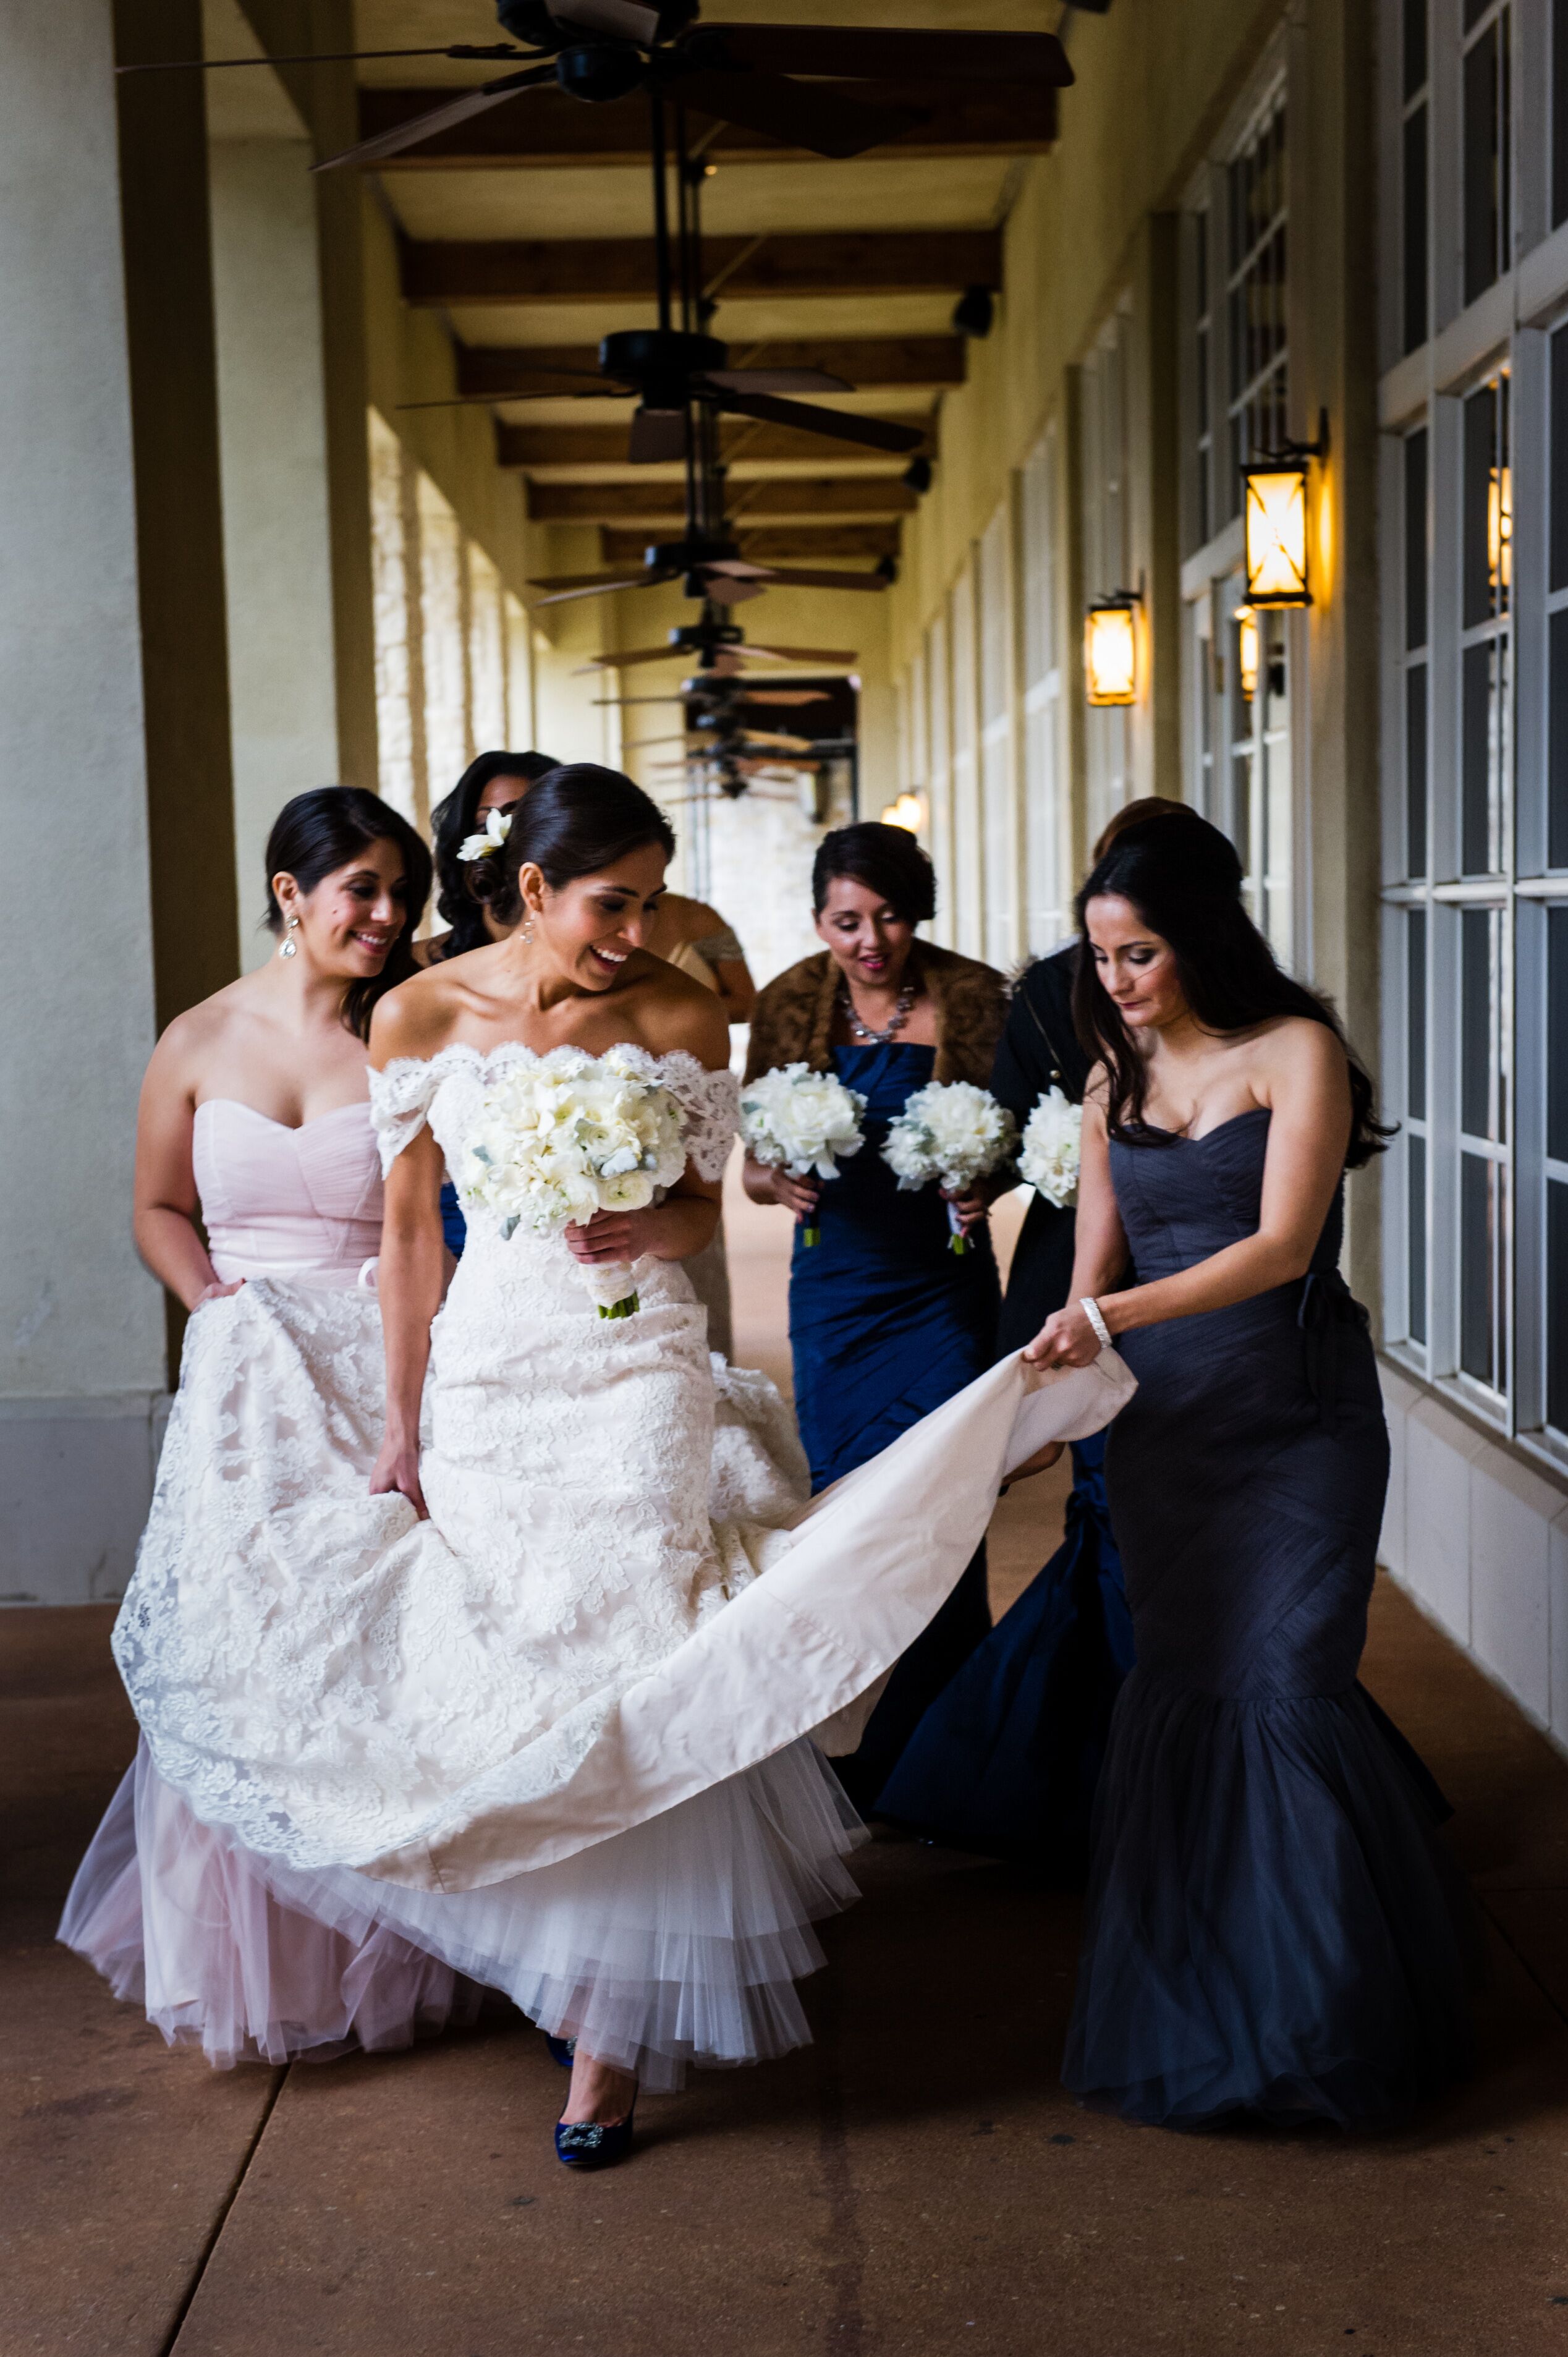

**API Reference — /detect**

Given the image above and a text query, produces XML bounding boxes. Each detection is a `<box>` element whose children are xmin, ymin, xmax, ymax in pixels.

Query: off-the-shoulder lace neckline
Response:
<box><xmin>373</xmin><ymin>1040</ymin><xmax>727</xmax><ymax>1087</ymax></box>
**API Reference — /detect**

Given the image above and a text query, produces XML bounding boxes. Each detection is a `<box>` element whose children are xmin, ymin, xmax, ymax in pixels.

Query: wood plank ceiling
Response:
<box><xmin>354</xmin><ymin>1</ymin><xmax>1059</xmax><ymax>573</ymax></box>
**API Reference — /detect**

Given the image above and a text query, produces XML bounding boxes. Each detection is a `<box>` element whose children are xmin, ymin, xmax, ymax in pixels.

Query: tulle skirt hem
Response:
<box><xmin>1062</xmin><ymin>1671</ymin><xmax>1481</xmax><ymax>2131</ymax></box>
<box><xmin>61</xmin><ymin>1739</ymin><xmax>863</xmax><ymax>2092</ymax></box>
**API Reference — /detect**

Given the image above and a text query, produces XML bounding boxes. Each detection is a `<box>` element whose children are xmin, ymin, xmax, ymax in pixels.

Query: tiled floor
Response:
<box><xmin>7</xmin><ymin>1177</ymin><xmax>1568</xmax><ymax>2355</ymax></box>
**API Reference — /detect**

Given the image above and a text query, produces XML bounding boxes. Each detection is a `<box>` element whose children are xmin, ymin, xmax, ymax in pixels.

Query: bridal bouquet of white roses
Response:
<box><xmin>462</xmin><ymin>1046</ymin><xmax>688</xmax><ymax>1316</ymax></box>
<box><xmin>881</xmin><ymin>1080</ymin><xmax>1019</xmax><ymax>1254</ymax></box>
<box><xmin>739</xmin><ymin>1061</ymin><xmax>867</xmax><ymax>1247</ymax></box>
<box><xmin>1018</xmin><ymin>1085</ymin><xmax>1082</xmax><ymax>1209</ymax></box>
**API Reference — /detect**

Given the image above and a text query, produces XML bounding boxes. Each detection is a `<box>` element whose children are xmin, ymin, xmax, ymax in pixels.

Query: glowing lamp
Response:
<box><xmin>1234</xmin><ymin>605</ymin><xmax>1258</xmax><ymax>702</ymax></box>
<box><xmin>1083</xmin><ymin>596</ymin><xmax>1138</xmax><ymax>707</ymax></box>
<box><xmin>1243</xmin><ymin>461</ymin><xmax>1312</xmax><ymax>608</ymax></box>
<box><xmin>881</xmin><ymin>792</ymin><xmax>926</xmax><ymax>833</ymax></box>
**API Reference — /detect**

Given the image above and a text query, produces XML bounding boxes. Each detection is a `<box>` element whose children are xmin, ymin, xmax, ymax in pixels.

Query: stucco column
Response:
<box><xmin>0</xmin><ymin>0</ymin><xmax>166</xmax><ymax>1602</ymax></box>
<box><xmin>208</xmin><ymin>111</ymin><xmax>340</xmax><ymax>963</ymax></box>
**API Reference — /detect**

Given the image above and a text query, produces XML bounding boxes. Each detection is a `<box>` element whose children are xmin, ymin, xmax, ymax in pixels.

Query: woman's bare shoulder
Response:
<box><xmin>148</xmin><ymin>972</ymin><xmax>268</xmax><ymax>1082</ymax></box>
<box><xmin>627</xmin><ymin>956</ymin><xmax>731</xmax><ymax>1070</ymax></box>
<box><xmin>368</xmin><ymin>963</ymin><xmax>468</xmax><ymax>1068</ymax></box>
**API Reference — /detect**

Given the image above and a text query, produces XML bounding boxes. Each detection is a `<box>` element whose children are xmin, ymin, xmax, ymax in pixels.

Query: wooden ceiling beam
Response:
<box><xmin>499</xmin><ymin>415</ymin><xmax>937</xmax><ymax>468</ymax></box>
<box><xmin>603</xmin><ymin>523</ymin><xmax>902</xmax><ymax>565</ymax></box>
<box><xmin>358</xmin><ymin>83</ymin><xmax>1056</xmax><ymax>169</ymax></box>
<box><xmin>529</xmin><ymin>477</ymin><xmax>917</xmax><ymax>524</ymax></box>
<box><xmin>459</xmin><ymin>337</ymin><xmax>967</xmax><ymax>396</ymax></box>
<box><xmin>402</xmin><ymin>230</ymin><xmax>1001</xmax><ymax>307</ymax></box>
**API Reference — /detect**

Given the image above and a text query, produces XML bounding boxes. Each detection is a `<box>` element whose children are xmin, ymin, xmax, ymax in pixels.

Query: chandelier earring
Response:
<box><xmin>280</xmin><ymin>915</ymin><xmax>300</xmax><ymax>960</ymax></box>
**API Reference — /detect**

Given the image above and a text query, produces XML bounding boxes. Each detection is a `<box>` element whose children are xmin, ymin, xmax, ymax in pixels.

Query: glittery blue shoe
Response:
<box><xmin>546</xmin><ymin>2034</ymin><xmax>577</xmax><ymax>2070</ymax></box>
<box><xmin>554</xmin><ymin>2096</ymin><xmax>637</xmax><ymax>2172</ymax></box>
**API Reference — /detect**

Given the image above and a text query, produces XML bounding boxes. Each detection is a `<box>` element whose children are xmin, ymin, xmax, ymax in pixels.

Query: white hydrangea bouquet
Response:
<box><xmin>881</xmin><ymin>1080</ymin><xmax>1019</xmax><ymax>1255</ymax></box>
<box><xmin>462</xmin><ymin>1046</ymin><xmax>688</xmax><ymax>1317</ymax></box>
<box><xmin>1019</xmin><ymin>1085</ymin><xmax>1083</xmax><ymax>1209</ymax></box>
<box><xmin>739</xmin><ymin>1061</ymin><xmax>867</xmax><ymax>1247</ymax></box>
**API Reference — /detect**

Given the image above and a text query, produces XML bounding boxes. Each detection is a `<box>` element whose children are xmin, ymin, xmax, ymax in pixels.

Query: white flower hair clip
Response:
<box><xmin>457</xmin><ymin>808</ymin><xmax>512</xmax><ymax>863</ymax></box>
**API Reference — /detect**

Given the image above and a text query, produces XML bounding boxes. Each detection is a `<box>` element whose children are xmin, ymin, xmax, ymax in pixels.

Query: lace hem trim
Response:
<box><xmin>367</xmin><ymin>1042</ymin><xmax>739</xmax><ymax>1180</ymax></box>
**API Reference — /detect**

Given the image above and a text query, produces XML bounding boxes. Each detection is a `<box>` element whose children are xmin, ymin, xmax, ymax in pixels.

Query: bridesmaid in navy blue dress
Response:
<box><xmin>878</xmin><ymin>801</ymin><xmax>1202</xmax><ymax>1873</ymax></box>
<box><xmin>418</xmin><ymin>749</ymin><xmax>559</xmax><ymax>1254</ymax></box>
<box><xmin>743</xmin><ymin>824</ymin><xmax>1007</xmax><ymax>1810</ymax></box>
<box><xmin>1027</xmin><ymin>816</ymin><xmax>1477</xmax><ymax>2129</ymax></box>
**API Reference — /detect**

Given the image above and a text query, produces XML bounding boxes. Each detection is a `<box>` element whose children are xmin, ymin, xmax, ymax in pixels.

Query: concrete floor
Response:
<box><xmin>8</xmin><ymin>1182</ymin><xmax>1568</xmax><ymax>2355</ymax></box>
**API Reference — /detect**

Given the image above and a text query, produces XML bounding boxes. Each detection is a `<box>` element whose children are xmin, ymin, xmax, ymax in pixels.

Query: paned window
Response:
<box><xmin>1460</xmin><ymin>373</ymin><xmax>1510</xmax><ymax>879</ymax></box>
<box><xmin>1463</xmin><ymin>1</ymin><xmax>1512</xmax><ymax>306</ymax></box>
<box><xmin>1404</xmin><ymin>0</ymin><xmax>1430</xmax><ymax>354</ymax></box>
<box><xmin>1190</xmin><ymin>209</ymin><xmax>1214</xmax><ymax>546</ymax></box>
<box><xmin>1405</xmin><ymin>428</ymin><xmax>1430</xmax><ymax>877</ymax></box>
<box><xmin>978</xmin><ymin>505</ymin><xmax>1016</xmax><ymax>970</ymax></box>
<box><xmin>1020</xmin><ymin>427</ymin><xmax>1065</xmax><ymax>951</ymax></box>
<box><xmin>1227</xmin><ymin>91</ymin><xmax>1289</xmax><ymax>476</ymax></box>
<box><xmin>1080</xmin><ymin>307</ymin><xmax>1134</xmax><ymax>847</ymax></box>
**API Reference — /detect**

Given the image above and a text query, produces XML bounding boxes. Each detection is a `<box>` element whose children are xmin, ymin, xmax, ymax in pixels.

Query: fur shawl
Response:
<box><xmin>744</xmin><ymin>942</ymin><xmax>1007</xmax><ymax>1089</ymax></box>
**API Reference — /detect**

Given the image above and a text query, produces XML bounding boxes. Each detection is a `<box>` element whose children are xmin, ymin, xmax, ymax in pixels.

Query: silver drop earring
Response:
<box><xmin>520</xmin><ymin>915</ymin><xmax>536</xmax><ymax>946</ymax></box>
<box><xmin>281</xmin><ymin>915</ymin><xmax>300</xmax><ymax>959</ymax></box>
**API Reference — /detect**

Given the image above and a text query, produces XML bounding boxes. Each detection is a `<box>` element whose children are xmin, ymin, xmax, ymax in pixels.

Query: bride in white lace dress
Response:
<box><xmin>64</xmin><ymin>768</ymin><xmax>1132</xmax><ymax>2170</ymax></box>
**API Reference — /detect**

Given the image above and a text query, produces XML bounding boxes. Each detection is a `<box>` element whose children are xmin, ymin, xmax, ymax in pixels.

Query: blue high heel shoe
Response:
<box><xmin>546</xmin><ymin>2034</ymin><xmax>576</xmax><ymax>2070</ymax></box>
<box><xmin>554</xmin><ymin>2092</ymin><xmax>637</xmax><ymax>2172</ymax></box>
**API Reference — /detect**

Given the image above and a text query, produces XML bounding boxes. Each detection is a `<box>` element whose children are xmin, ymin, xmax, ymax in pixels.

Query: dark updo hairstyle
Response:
<box><xmin>1072</xmin><ymin>812</ymin><xmax>1392</xmax><ymax>1169</ymax></box>
<box><xmin>489</xmin><ymin>763</ymin><xmax>676</xmax><ymax>923</ymax></box>
<box><xmin>428</xmin><ymin>749</ymin><xmax>559</xmax><ymax>959</ymax></box>
<box><xmin>812</xmin><ymin>822</ymin><xmax>937</xmax><ymax>925</ymax></box>
<box><xmin>263</xmin><ymin>786</ymin><xmax>431</xmax><ymax>1042</ymax></box>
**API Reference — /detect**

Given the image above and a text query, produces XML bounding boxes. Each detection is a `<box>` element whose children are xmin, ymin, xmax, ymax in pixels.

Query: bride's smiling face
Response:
<box><xmin>524</xmin><ymin>841</ymin><xmax>669</xmax><ymax>991</ymax></box>
<box><xmin>274</xmin><ymin>839</ymin><xmax>409</xmax><ymax>979</ymax></box>
<box><xmin>1085</xmin><ymin>892</ymin><xmax>1188</xmax><ymax>1030</ymax></box>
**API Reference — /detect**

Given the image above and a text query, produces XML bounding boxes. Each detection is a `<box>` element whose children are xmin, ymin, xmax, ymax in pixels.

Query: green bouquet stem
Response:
<box><xmin>598</xmin><ymin>1294</ymin><xmax>640</xmax><ymax>1319</ymax></box>
<box><xmin>802</xmin><ymin>1225</ymin><xmax>821</xmax><ymax>1248</ymax></box>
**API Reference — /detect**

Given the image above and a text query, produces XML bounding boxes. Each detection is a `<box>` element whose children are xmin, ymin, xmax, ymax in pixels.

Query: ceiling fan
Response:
<box><xmin>575</xmin><ymin>608</ymin><xmax>855</xmax><ymax>674</ymax></box>
<box><xmin>311</xmin><ymin>4</ymin><xmax>1072</xmax><ymax>175</ymax></box>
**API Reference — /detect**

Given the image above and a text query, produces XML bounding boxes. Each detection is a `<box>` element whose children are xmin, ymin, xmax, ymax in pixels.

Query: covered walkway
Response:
<box><xmin>6</xmin><ymin>1184</ymin><xmax>1568</xmax><ymax>2356</ymax></box>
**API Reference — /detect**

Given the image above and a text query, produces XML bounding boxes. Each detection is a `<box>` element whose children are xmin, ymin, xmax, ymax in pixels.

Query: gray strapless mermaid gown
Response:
<box><xmin>1064</xmin><ymin>1109</ymin><xmax>1479</xmax><ymax>2128</ymax></box>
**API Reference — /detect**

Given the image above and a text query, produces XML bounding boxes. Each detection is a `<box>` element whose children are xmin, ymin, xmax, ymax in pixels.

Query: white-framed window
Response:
<box><xmin>1079</xmin><ymin>304</ymin><xmax>1133</xmax><ymax>849</ymax></box>
<box><xmin>948</xmin><ymin>563</ymin><xmax>983</xmax><ymax>957</ymax></box>
<box><xmin>1019</xmin><ymin>422</ymin><xmax>1067</xmax><ymax>952</ymax></box>
<box><xmin>1379</xmin><ymin>0</ymin><xmax>1568</xmax><ymax>1467</ymax></box>
<box><xmin>978</xmin><ymin>501</ymin><xmax>1017</xmax><ymax>970</ymax></box>
<box><xmin>925</xmin><ymin>611</ymin><xmax>953</xmax><ymax>949</ymax></box>
<box><xmin>1179</xmin><ymin>59</ymin><xmax>1299</xmax><ymax>965</ymax></box>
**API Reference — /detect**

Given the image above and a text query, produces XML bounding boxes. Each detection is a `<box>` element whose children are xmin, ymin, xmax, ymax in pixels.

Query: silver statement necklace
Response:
<box><xmin>841</xmin><ymin>977</ymin><xmax>917</xmax><ymax>1046</ymax></box>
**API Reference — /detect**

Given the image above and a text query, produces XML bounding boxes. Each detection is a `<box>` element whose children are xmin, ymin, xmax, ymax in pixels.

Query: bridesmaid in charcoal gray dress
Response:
<box><xmin>1028</xmin><ymin>817</ymin><xmax>1478</xmax><ymax>2130</ymax></box>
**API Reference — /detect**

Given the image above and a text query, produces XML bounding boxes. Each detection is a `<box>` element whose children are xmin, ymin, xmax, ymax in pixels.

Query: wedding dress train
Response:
<box><xmin>63</xmin><ymin>1056</ymin><xmax>1129</xmax><ymax>2087</ymax></box>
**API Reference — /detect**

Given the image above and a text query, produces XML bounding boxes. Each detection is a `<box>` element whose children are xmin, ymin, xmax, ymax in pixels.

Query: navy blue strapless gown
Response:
<box><xmin>875</xmin><ymin>1432</ymin><xmax>1134</xmax><ymax>1879</ymax></box>
<box><xmin>790</xmin><ymin>1042</ymin><xmax>999</xmax><ymax>1808</ymax></box>
<box><xmin>1065</xmin><ymin>1110</ymin><xmax>1478</xmax><ymax>2128</ymax></box>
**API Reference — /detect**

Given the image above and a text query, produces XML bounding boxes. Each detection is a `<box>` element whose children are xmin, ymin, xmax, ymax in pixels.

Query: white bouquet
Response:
<box><xmin>462</xmin><ymin>1046</ymin><xmax>688</xmax><ymax>1316</ymax></box>
<box><xmin>1018</xmin><ymin>1085</ymin><xmax>1082</xmax><ymax>1209</ymax></box>
<box><xmin>739</xmin><ymin>1060</ymin><xmax>867</xmax><ymax>1247</ymax></box>
<box><xmin>881</xmin><ymin>1080</ymin><xmax>1019</xmax><ymax>1254</ymax></box>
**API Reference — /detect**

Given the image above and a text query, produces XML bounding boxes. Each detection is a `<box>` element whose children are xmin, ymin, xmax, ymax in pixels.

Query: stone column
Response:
<box><xmin>0</xmin><ymin>0</ymin><xmax>166</xmax><ymax>1602</ymax></box>
<box><xmin>206</xmin><ymin>38</ymin><xmax>340</xmax><ymax>964</ymax></box>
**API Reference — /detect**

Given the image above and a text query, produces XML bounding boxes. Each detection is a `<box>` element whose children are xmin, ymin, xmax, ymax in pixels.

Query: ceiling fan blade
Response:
<box><xmin>313</xmin><ymin>66</ymin><xmax>556</xmax><ymax>172</ymax></box>
<box><xmin>702</xmin><ymin>575</ymin><xmax>766</xmax><ymax>606</ymax></box>
<box><xmin>528</xmin><ymin>566</ymin><xmax>664</xmax><ymax>591</ymax></box>
<box><xmin>712</xmin><ymin>388</ymin><xmax>925</xmax><ymax>455</ymax></box>
<box><xmin>742</xmin><ymin>643</ymin><xmax>858</xmax><ymax>665</ymax></box>
<box><xmin>396</xmin><ymin>378</ymin><xmax>613</xmax><ymax>411</ymax></box>
<box><xmin>591</xmin><ymin>694</ymin><xmax>684</xmax><ymax>706</ymax></box>
<box><xmin>737</xmin><ymin>565</ymin><xmax>889</xmax><ymax>594</ymax></box>
<box><xmin>734</xmin><ymin>689</ymin><xmax>833</xmax><ymax>707</ymax></box>
<box><xmin>627</xmin><ymin>406</ymin><xmax>690</xmax><ymax>464</ymax></box>
<box><xmin>117</xmin><ymin>43</ymin><xmax>533</xmax><ymax>74</ymax></box>
<box><xmin>576</xmin><ymin>643</ymin><xmax>705</xmax><ymax>670</ymax></box>
<box><xmin>697</xmin><ymin>26</ymin><xmax>1073</xmax><ymax>88</ymax></box>
<box><xmin>530</xmin><ymin>569</ymin><xmax>676</xmax><ymax>607</ymax></box>
<box><xmin>668</xmin><ymin>67</ymin><xmax>919</xmax><ymax>161</ymax></box>
<box><xmin>548</xmin><ymin>0</ymin><xmax>661</xmax><ymax>38</ymax></box>
<box><xmin>701</xmin><ymin>368</ymin><xmax>852</xmax><ymax>394</ymax></box>
<box><xmin>735</xmin><ymin>729</ymin><xmax>816</xmax><ymax>752</ymax></box>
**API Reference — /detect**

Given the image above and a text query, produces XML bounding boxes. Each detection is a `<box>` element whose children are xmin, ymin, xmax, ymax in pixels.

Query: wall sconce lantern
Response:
<box><xmin>1234</xmin><ymin>605</ymin><xmax>1258</xmax><ymax>702</ymax></box>
<box><xmin>881</xmin><ymin>791</ymin><xmax>926</xmax><ymax>833</ymax></box>
<box><xmin>1083</xmin><ymin>593</ymin><xmax>1138</xmax><ymax>706</ymax></box>
<box><xmin>1241</xmin><ymin>410</ymin><xmax>1328</xmax><ymax>609</ymax></box>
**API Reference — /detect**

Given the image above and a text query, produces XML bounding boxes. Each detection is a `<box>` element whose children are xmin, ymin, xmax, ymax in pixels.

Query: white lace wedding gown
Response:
<box><xmin>62</xmin><ymin>1048</ymin><xmax>1133</xmax><ymax>2089</ymax></box>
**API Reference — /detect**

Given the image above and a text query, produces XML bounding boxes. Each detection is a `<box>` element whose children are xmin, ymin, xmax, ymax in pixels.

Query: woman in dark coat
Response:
<box><xmin>743</xmin><ymin>824</ymin><xmax>1007</xmax><ymax>1811</ymax></box>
